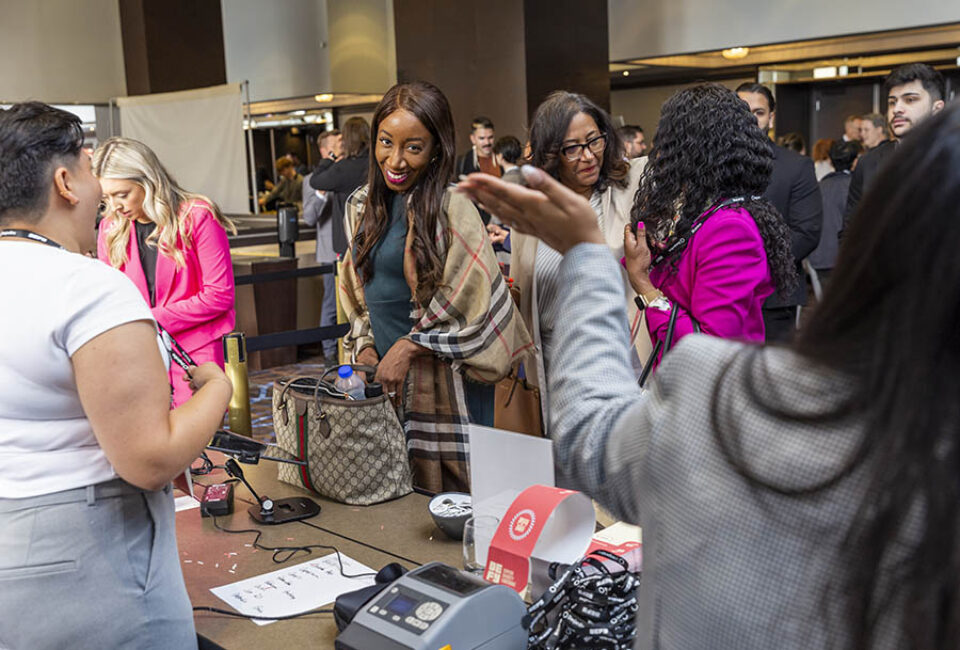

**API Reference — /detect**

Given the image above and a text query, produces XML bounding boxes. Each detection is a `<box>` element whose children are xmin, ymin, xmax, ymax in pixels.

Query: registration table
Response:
<box><xmin>178</xmin><ymin>454</ymin><xmax>462</xmax><ymax>648</ymax></box>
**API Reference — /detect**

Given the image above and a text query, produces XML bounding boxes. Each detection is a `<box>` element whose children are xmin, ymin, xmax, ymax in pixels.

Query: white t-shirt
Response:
<box><xmin>0</xmin><ymin>241</ymin><xmax>155</xmax><ymax>498</ymax></box>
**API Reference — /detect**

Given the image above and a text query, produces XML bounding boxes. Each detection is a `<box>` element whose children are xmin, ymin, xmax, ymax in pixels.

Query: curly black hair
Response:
<box><xmin>631</xmin><ymin>83</ymin><xmax>796</xmax><ymax>298</ymax></box>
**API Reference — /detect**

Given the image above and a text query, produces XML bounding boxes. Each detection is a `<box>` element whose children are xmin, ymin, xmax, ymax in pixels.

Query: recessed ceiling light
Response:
<box><xmin>721</xmin><ymin>47</ymin><xmax>750</xmax><ymax>60</ymax></box>
<box><xmin>622</xmin><ymin>70</ymin><xmax>630</xmax><ymax>76</ymax></box>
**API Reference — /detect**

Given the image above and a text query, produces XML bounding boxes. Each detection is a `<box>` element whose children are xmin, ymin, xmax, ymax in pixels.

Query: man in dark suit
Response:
<box><xmin>737</xmin><ymin>82</ymin><xmax>823</xmax><ymax>342</ymax></box>
<box><xmin>844</xmin><ymin>64</ymin><xmax>945</xmax><ymax>230</ymax></box>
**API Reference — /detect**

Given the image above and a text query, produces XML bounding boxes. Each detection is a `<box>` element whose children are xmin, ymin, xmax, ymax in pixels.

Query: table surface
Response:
<box><xmin>179</xmin><ymin>453</ymin><xmax>463</xmax><ymax>649</ymax></box>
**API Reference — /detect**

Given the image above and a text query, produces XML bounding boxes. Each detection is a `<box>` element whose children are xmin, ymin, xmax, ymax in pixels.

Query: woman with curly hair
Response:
<box><xmin>94</xmin><ymin>137</ymin><xmax>237</xmax><ymax>407</ymax></box>
<box><xmin>509</xmin><ymin>91</ymin><xmax>650</xmax><ymax>434</ymax></box>
<box><xmin>626</xmin><ymin>83</ymin><xmax>795</xmax><ymax>369</ymax></box>
<box><xmin>339</xmin><ymin>82</ymin><xmax>530</xmax><ymax>492</ymax></box>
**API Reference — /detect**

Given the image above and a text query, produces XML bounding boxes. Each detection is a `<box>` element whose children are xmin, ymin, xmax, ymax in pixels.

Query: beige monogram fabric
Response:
<box><xmin>273</xmin><ymin>376</ymin><xmax>413</xmax><ymax>505</ymax></box>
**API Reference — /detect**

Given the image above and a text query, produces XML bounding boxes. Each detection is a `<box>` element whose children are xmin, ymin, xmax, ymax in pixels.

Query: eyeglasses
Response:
<box><xmin>560</xmin><ymin>134</ymin><xmax>607</xmax><ymax>162</ymax></box>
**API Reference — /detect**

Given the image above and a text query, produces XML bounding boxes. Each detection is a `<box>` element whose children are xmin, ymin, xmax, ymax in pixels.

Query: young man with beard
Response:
<box><xmin>844</xmin><ymin>64</ymin><xmax>945</xmax><ymax>227</ymax></box>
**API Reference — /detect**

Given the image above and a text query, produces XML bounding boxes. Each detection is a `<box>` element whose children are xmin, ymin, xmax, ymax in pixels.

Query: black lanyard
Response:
<box><xmin>650</xmin><ymin>197</ymin><xmax>751</xmax><ymax>267</ymax></box>
<box><xmin>158</xmin><ymin>324</ymin><xmax>196</xmax><ymax>376</ymax></box>
<box><xmin>0</xmin><ymin>229</ymin><xmax>66</xmax><ymax>251</ymax></box>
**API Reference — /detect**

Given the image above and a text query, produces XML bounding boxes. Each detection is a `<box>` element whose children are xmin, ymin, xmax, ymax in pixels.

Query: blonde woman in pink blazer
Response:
<box><xmin>94</xmin><ymin>137</ymin><xmax>237</xmax><ymax>407</ymax></box>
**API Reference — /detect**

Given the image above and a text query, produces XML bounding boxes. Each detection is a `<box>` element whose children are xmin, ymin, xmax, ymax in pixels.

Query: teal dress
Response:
<box><xmin>361</xmin><ymin>192</ymin><xmax>495</xmax><ymax>425</ymax></box>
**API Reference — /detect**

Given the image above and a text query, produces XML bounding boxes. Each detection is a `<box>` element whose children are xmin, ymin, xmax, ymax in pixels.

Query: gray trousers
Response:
<box><xmin>0</xmin><ymin>480</ymin><xmax>197</xmax><ymax>650</ymax></box>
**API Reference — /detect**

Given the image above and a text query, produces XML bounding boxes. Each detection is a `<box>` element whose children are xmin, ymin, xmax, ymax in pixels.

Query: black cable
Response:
<box><xmin>193</xmin><ymin>517</ymin><xmax>379</xmax><ymax>622</ymax></box>
<box><xmin>209</xmin><ymin>516</ymin><xmax>378</xmax><ymax>576</ymax></box>
<box><xmin>192</xmin><ymin>606</ymin><xmax>333</xmax><ymax>620</ymax></box>
<box><xmin>297</xmin><ymin>518</ymin><xmax>421</xmax><ymax>567</ymax></box>
<box><xmin>190</xmin><ymin>452</ymin><xmax>216</xmax><ymax>476</ymax></box>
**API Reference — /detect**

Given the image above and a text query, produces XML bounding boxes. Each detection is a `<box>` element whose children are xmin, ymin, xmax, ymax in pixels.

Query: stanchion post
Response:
<box><xmin>223</xmin><ymin>332</ymin><xmax>252</xmax><ymax>436</ymax></box>
<box><xmin>335</xmin><ymin>257</ymin><xmax>345</xmax><ymax>364</ymax></box>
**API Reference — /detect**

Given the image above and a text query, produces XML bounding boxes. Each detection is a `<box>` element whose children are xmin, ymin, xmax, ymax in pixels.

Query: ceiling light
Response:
<box><xmin>314</xmin><ymin>93</ymin><xmax>334</xmax><ymax>102</ymax></box>
<box><xmin>622</xmin><ymin>70</ymin><xmax>630</xmax><ymax>76</ymax></box>
<box><xmin>721</xmin><ymin>47</ymin><xmax>750</xmax><ymax>60</ymax></box>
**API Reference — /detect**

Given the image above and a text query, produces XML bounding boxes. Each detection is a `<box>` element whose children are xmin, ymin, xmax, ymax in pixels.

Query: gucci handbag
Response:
<box><xmin>272</xmin><ymin>368</ymin><xmax>413</xmax><ymax>505</ymax></box>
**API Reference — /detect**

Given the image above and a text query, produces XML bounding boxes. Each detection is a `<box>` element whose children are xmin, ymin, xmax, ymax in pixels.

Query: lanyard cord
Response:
<box><xmin>0</xmin><ymin>229</ymin><xmax>66</xmax><ymax>251</ymax></box>
<box><xmin>649</xmin><ymin>196</ymin><xmax>759</xmax><ymax>267</ymax></box>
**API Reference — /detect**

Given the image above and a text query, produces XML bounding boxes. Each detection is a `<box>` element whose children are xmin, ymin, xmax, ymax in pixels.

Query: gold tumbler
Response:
<box><xmin>222</xmin><ymin>332</ymin><xmax>252</xmax><ymax>435</ymax></box>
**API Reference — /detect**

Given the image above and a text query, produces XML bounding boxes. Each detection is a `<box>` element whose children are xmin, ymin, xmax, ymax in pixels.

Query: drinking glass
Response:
<box><xmin>462</xmin><ymin>515</ymin><xmax>500</xmax><ymax>575</ymax></box>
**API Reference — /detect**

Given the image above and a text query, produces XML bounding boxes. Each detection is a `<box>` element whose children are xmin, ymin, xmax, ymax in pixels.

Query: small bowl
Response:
<box><xmin>428</xmin><ymin>492</ymin><xmax>473</xmax><ymax>540</ymax></box>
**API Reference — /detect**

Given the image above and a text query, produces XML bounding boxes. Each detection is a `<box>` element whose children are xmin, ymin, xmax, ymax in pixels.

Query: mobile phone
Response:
<box><xmin>208</xmin><ymin>430</ymin><xmax>267</xmax><ymax>463</ymax></box>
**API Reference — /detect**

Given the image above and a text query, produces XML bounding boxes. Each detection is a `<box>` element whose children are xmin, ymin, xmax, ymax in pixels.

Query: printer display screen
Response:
<box><xmin>414</xmin><ymin>564</ymin><xmax>484</xmax><ymax>596</ymax></box>
<box><xmin>386</xmin><ymin>595</ymin><xmax>417</xmax><ymax>616</ymax></box>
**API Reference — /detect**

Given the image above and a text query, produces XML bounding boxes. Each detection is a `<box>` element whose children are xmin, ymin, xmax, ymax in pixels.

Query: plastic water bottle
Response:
<box><xmin>334</xmin><ymin>365</ymin><xmax>366</xmax><ymax>400</ymax></box>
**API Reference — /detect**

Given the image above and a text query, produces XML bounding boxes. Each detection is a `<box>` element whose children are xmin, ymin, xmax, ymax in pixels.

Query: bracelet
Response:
<box><xmin>647</xmin><ymin>295</ymin><xmax>671</xmax><ymax>311</ymax></box>
<box><xmin>638</xmin><ymin>289</ymin><xmax>664</xmax><ymax>308</ymax></box>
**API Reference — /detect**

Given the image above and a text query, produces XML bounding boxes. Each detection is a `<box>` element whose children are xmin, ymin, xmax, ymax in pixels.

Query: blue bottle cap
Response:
<box><xmin>337</xmin><ymin>365</ymin><xmax>353</xmax><ymax>378</ymax></box>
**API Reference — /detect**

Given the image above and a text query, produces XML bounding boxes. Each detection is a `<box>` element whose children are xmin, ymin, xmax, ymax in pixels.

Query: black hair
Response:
<box><xmin>777</xmin><ymin>132</ymin><xmax>806</xmax><ymax>154</ymax></box>
<box><xmin>529</xmin><ymin>91</ymin><xmax>629</xmax><ymax>192</ymax></box>
<box><xmin>883</xmin><ymin>63</ymin><xmax>946</xmax><ymax>103</ymax></box>
<box><xmin>715</xmin><ymin>102</ymin><xmax>960</xmax><ymax>650</ymax></box>
<box><xmin>470</xmin><ymin>116</ymin><xmax>494</xmax><ymax>132</ymax></box>
<box><xmin>828</xmin><ymin>140</ymin><xmax>859</xmax><ymax>172</ymax></box>
<box><xmin>493</xmin><ymin>135</ymin><xmax>523</xmax><ymax>164</ymax></box>
<box><xmin>633</xmin><ymin>83</ymin><xmax>795</xmax><ymax>298</ymax></box>
<box><xmin>355</xmin><ymin>81</ymin><xmax>456</xmax><ymax>306</ymax></box>
<box><xmin>618</xmin><ymin>125</ymin><xmax>644</xmax><ymax>140</ymax></box>
<box><xmin>735</xmin><ymin>82</ymin><xmax>776</xmax><ymax>113</ymax></box>
<box><xmin>0</xmin><ymin>102</ymin><xmax>84</xmax><ymax>225</ymax></box>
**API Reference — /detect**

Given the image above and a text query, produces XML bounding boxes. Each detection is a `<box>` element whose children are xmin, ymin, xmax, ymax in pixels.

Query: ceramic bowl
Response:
<box><xmin>428</xmin><ymin>492</ymin><xmax>473</xmax><ymax>540</ymax></box>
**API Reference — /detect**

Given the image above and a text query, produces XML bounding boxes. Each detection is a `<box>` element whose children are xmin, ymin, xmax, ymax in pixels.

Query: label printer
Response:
<box><xmin>335</xmin><ymin>562</ymin><xmax>528</xmax><ymax>650</ymax></box>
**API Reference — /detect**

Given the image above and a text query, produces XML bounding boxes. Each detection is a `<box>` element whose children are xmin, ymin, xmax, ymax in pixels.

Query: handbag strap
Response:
<box><xmin>638</xmin><ymin>306</ymin><xmax>701</xmax><ymax>388</ymax></box>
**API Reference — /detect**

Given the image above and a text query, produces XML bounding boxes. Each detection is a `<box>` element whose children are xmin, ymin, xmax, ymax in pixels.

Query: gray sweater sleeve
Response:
<box><xmin>548</xmin><ymin>243</ymin><xmax>653</xmax><ymax>523</ymax></box>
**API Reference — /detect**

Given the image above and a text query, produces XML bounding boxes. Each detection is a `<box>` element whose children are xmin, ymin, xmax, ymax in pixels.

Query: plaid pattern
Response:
<box><xmin>340</xmin><ymin>185</ymin><xmax>533</xmax><ymax>493</ymax></box>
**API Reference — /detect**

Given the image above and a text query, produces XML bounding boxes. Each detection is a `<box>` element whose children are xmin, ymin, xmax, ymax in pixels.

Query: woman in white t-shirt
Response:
<box><xmin>0</xmin><ymin>103</ymin><xmax>232</xmax><ymax>648</ymax></box>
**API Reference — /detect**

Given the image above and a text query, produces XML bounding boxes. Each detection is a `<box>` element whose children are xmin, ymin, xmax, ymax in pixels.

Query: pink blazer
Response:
<box><xmin>97</xmin><ymin>200</ymin><xmax>235</xmax><ymax>353</ymax></box>
<box><xmin>647</xmin><ymin>206</ymin><xmax>773</xmax><ymax>366</ymax></box>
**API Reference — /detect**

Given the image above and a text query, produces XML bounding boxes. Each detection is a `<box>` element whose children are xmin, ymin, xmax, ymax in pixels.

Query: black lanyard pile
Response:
<box><xmin>526</xmin><ymin>549</ymin><xmax>640</xmax><ymax>649</ymax></box>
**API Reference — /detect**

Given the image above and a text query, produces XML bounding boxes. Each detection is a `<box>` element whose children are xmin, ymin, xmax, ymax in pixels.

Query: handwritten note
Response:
<box><xmin>210</xmin><ymin>553</ymin><xmax>376</xmax><ymax>625</ymax></box>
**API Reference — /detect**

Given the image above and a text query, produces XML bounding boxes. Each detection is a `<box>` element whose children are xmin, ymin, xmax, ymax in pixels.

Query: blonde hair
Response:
<box><xmin>92</xmin><ymin>137</ymin><xmax>236</xmax><ymax>269</ymax></box>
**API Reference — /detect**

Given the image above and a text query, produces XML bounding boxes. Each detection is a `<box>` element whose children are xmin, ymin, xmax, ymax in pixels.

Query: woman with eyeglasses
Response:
<box><xmin>508</xmin><ymin>91</ymin><xmax>649</xmax><ymax>435</ymax></box>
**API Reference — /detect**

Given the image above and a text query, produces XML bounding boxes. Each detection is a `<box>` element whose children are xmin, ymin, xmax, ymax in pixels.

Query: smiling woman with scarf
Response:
<box><xmin>339</xmin><ymin>81</ymin><xmax>531</xmax><ymax>493</ymax></box>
